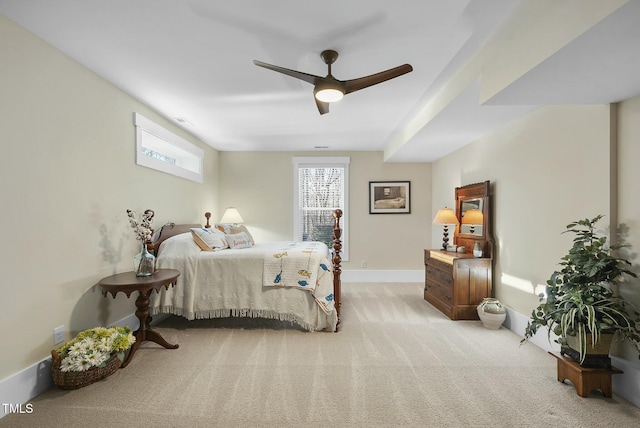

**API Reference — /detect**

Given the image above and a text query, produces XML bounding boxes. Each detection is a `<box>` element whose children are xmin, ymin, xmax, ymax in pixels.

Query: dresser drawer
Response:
<box><xmin>425</xmin><ymin>277</ymin><xmax>453</xmax><ymax>304</ymax></box>
<box><xmin>426</xmin><ymin>256</ymin><xmax>452</xmax><ymax>274</ymax></box>
<box><xmin>425</xmin><ymin>264</ymin><xmax>453</xmax><ymax>288</ymax></box>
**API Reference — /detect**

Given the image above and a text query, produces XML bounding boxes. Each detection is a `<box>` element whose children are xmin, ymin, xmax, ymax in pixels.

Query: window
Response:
<box><xmin>134</xmin><ymin>113</ymin><xmax>204</xmax><ymax>183</ymax></box>
<box><xmin>293</xmin><ymin>157</ymin><xmax>349</xmax><ymax>261</ymax></box>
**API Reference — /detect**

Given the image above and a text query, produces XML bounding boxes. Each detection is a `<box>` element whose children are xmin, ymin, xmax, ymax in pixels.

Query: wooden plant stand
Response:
<box><xmin>549</xmin><ymin>352</ymin><xmax>622</xmax><ymax>398</ymax></box>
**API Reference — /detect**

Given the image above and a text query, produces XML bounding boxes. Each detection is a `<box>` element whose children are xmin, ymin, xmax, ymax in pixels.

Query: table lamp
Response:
<box><xmin>220</xmin><ymin>207</ymin><xmax>245</xmax><ymax>226</ymax></box>
<box><xmin>433</xmin><ymin>207</ymin><xmax>459</xmax><ymax>250</ymax></box>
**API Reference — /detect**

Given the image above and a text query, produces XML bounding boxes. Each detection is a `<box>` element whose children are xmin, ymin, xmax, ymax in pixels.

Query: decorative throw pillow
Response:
<box><xmin>191</xmin><ymin>227</ymin><xmax>228</xmax><ymax>251</ymax></box>
<box><xmin>225</xmin><ymin>231</ymin><xmax>252</xmax><ymax>249</ymax></box>
<box><xmin>230</xmin><ymin>225</ymin><xmax>255</xmax><ymax>245</ymax></box>
<box><xmin>215</xmin><ymin>223</ymin><xmax>231</xmax><ymax>234</ymax></box>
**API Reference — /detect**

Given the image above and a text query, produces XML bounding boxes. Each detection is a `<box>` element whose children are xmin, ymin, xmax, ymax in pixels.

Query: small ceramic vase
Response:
<box><xmin>477</xmin><ymin>298</ymin><xmax>506</xmax><ymax>329</ymax></box>
<box><xmin>473</xmin><ymin>242</ymin><xmax>483</xmax><ymax>257</ymax></box>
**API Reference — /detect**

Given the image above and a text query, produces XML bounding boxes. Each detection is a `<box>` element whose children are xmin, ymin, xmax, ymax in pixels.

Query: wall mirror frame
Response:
<box><xmin>454</xmin><ymin>180</ymin><xmax>492</xmax><ymax>258</ymax></box>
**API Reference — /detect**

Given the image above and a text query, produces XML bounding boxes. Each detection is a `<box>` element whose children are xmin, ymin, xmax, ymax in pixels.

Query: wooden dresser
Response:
<box><xmin>424</xmin><ymin>249</ymin><xmax>492</xmax><ymax>320</ymax></box>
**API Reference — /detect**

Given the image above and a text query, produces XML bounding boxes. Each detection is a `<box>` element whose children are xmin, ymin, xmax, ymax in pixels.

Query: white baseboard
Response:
<box><xmin>342</xmin><ymin>269</ymin><xmax>423</xmax><ymax>283</ymax></box>
<box><xmin>503</xmin><ymin>306</ymin><xmax>640</xmax><ymax>406</ymax></box>
<box><xmin>611</xmin><ymin>356</ymin><xmax>640</xmax><ymax>407</ymax></box>
<box><xmin>0</xmin><ymin>313</ymin><xmax>139</xmax><ymax>419</ymax></box>
<box><xmin>503</xmin><ymin>306</ymin><xmax>561</xmax><ymax>353</ymax></box>
<box><xmin>0</xmin><ymin>359</ymin><xmax>52</xmax><ymax>418</ymax></box>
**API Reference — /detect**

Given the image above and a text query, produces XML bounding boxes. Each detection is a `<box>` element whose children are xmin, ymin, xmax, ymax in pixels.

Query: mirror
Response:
<box><xmin>454</xmin><ymin>181</ymin><xmax>491</xmax><ymax>257</ymax></box>
<box><xmin>459</xmin><ymin>198</ymin><xmax>484</xmax><ymax>235</ymax></box>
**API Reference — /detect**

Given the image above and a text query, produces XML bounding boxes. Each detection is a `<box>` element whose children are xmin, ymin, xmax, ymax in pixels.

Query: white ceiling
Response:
<box><xmin>2</xmin><ymin>0</ymin><xmax>639</xmax><ymax>162</ymax></box>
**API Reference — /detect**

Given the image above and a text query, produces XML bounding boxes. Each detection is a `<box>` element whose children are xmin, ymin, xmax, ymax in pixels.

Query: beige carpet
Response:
<box><xmin>3</xmin><ymin>283</ymin><xmax>640</xmax><ymax>427</ymax></box>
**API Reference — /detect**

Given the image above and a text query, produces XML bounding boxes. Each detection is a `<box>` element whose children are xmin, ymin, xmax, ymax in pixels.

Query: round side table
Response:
<box><xmin>98</xmin><ymin>269</ymin><xmax>180</xmax><ymax>368</ymax></box>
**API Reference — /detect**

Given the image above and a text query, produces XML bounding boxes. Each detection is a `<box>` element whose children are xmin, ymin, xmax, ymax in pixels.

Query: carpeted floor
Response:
<box><xmin>2</xmin><ymin>283</ymin><xmax>640</xmax><ymax>427</ymax></box>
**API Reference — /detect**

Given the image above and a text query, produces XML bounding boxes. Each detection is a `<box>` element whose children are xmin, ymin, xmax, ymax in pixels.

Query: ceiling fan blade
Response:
<box><xmin>253</xmin><ymin>60</ymin><xmax>321</xmax><ymax>85</ymax></box>
<box><xmin>344</xmin><ymin>64</ymin><xmax>413</xmax><ymax>94</ymax></box>
<box><xmin>315</xmin><ymin>98</ymin><xmax>330</xmax><ymax>115</ymax></box>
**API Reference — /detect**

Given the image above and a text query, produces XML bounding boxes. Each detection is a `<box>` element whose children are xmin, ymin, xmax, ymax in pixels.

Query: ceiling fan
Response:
<box><xmin>253</xmin><ymin>50</ymin><xmax>413</xmax><ymax>115</ymax></box>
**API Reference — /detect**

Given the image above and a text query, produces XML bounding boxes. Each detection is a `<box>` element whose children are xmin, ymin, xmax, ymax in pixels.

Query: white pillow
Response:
<box><xmin>225</xmin><ymin>231</ymin><xmax>252</xmax><ymax>249</ymax></box>
<box><xmin>230</xmin><ymin>225</ymin><xmax>255</xmax><ymax>245</ymax></box>
<box><xmin>216</xmin><ymin>224</ymin><xmax>255</xmax><ymax>245</ymax></box>
<box><xmin>191</xmin><ymin>227</ymin><xmax>228</xmax><ymax>251</ymax></box>
<box><xmin>214</xmin><ymin>223</ymin><xmax>233</xmax><ymax>234</ymax></box>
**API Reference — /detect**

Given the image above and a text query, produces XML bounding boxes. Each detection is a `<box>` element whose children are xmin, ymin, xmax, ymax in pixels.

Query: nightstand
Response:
<box><xmin>98</xmin><ymin>269</ymin><xmax>180</xmax><ymax>368</ymax></box>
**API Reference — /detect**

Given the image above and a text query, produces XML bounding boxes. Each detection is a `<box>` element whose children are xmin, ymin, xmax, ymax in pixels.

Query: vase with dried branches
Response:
<box><xmin>127</xmin><ymin>209</ymin><xmax>155</xmax><ymax>276</ymax></box>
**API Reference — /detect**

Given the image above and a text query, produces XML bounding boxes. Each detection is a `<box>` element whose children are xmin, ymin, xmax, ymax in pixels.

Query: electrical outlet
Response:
<box><xmin>53</xmin><ymin>325</ymin><xmax>65</xmax><ymax>345</ymax></box>
<box><xmin>360</xmin><ymin>260</ymin><xmax>367</xmax><ymax>268</ymax></box>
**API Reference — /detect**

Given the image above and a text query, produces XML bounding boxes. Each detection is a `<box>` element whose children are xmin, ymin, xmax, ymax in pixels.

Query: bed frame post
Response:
<box><xmin>332</xmin><ymin>209</ymin><xmax>343</xmax><ymax>331</ymax></box>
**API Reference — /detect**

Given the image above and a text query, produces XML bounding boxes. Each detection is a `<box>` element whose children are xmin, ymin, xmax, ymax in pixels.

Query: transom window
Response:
<box><xmin>134</xmin><ymin>113</ymin><xmax>203</xmax><ymax>183</ymax></box>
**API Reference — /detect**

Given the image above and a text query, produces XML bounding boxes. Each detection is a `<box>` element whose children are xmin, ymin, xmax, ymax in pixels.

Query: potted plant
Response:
<box><xmin>521</xmin><ymin>215</ymin><xmax>640</xmax><ymax>367</ymax></box>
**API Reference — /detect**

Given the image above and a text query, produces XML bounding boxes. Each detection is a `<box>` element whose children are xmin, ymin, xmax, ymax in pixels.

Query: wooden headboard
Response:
<box><xmin>147</xmin><ymin>222</ymin><xmax>201</xmax><ymax>256</ymax></box>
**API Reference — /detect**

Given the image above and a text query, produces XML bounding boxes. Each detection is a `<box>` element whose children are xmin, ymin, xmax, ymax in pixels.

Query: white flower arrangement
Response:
<box><xmin>126</xmin><ymin>209</ymin><xmax>155</xmax><ymax>242</ymax></box>
<box><xmin>56</xmin><ymin>327</ymin><xmax>136</xmax><ymax>373</ymax></box>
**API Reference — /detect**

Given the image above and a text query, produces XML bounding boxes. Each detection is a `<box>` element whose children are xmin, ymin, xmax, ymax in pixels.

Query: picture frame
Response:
<box><xmin>369</xmin><ymin>181</ymin><xmax>411</xmax><ymax>214</ymax></box>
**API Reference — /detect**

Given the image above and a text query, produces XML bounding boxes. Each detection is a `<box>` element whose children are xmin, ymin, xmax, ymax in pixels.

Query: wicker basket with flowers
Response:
<box><xmin>51</xmin><ymin>326</ymin><xmax>136</xmax><ymax>389</ymax></box>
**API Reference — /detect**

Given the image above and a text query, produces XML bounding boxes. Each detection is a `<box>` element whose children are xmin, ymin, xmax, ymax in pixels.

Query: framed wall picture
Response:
<box><xmin>369</xmin><ymin>181</ymin><xmax>411</xmax><ymax>214</ymax></box>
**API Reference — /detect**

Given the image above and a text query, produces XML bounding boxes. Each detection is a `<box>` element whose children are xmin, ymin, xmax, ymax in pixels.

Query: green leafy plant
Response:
<box><xmin>521</xmin><ymin>215</ymin><xmax>640</xmax><ymax>363</ymax></box>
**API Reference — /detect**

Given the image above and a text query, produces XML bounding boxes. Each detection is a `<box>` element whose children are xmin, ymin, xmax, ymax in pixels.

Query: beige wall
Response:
<box><xmin>219</xmin><ymin>151</ymin><xmax>431</xmax><ymax>270</ymax></box>
<box><xmin>432</xmin><ymin>105</ymin><xmax>612</xmax><ymax>314</ymax></box>
<box><xmin>0</xmin><ymin>15</ymin><xmax>219</xmax><ymax>380</ymax></box>
<box><xmin>432</xmin><ymin>100</ymin><xmax>640</xmax><ymax>366</ymax></box>
<box><xmin>616</xmin><ymin>95</ymin><xmax>640</xmax><ymax>360</ymax></box>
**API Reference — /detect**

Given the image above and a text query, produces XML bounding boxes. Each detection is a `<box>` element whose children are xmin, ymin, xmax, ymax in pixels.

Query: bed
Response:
<box><xmin>147</xmin><ymin>209</ymin><xmax>343</xmax><ymax>332</ymax></box>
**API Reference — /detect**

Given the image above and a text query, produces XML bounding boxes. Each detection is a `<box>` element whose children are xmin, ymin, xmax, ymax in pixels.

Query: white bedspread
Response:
<box><xmin>149</xmin><ymin>233</ymin><xmax>337</xmax><ymax>331</ymax></box>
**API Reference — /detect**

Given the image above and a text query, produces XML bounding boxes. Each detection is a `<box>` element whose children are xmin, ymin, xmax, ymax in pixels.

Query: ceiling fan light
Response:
<box><xmin>314</xmin><ymin>87</ymin><xmax>344</xmax><ymax>103</ymax></box>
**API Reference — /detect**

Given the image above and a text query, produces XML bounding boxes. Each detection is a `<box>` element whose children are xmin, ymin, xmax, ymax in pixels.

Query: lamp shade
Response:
<box><xmin>433</xmin><ymin>207</ymin><xmax>459</xmax><ymax>225</ymax></box>
<box><xmin>219</xmin><ymin>207</ymin><xmax>244</xmax><ymax>225</ymax></box>
<box><xmin>461</xmin><ymin>209</ymin><xmax>483</xmax><ymax>225</ymax></box>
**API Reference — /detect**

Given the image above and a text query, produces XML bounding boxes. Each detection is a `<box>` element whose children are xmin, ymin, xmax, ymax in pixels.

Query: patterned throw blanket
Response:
<box><xmin>263</xmin><ymin>241</ymin><xmax>335</xmax><ymax>314</ymax></box>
